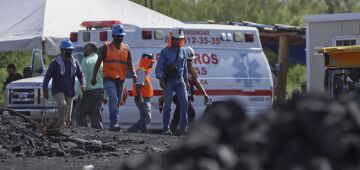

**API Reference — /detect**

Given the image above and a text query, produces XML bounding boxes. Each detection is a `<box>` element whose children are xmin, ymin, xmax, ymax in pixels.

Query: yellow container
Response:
<box><xmin>320</xmin><ymin>45</ymin><xmax>360</xmax><ymax>67</ymax></box>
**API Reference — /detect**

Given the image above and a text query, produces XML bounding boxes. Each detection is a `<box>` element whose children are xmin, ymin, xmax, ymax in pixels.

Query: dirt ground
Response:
<box><xmin>0</xmin><ymin>124</ymin><xmax>183</xmax><ymax>170</ymax></box>
<box><xmin>3</xmin><ymin>93</ymin><xmax>360</xmax><ymax>170</ymax></box>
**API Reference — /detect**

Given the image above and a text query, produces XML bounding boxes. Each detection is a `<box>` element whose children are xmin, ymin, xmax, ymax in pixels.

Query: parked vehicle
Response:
<box><xmin>4</xmin><ymin>20</ymin><xmax>274</xmax><ymax>129</ymax></box>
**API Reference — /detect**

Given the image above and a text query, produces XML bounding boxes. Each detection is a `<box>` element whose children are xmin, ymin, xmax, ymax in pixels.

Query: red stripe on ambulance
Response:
<box><xmin>128</xmin><ymin>89</ymin><xmax>272</xmax><ymax>96</ymax></box>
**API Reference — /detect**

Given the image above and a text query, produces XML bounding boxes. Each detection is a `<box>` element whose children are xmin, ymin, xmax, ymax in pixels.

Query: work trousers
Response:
<box><xmin>162</xmin><ymin>79</ymin><xmax>188</xmax><ymax>131</ymax></box>
<box><xmin>127</xmin><ymin>97</ymin><xmax>151</xmax><ymax>133</ymax></box>
<box><xmin>53</xmin><ymin>92</ymin><xmax>73</xmax><ymax>127</ymax></box>
<box><xmin>103</xmin><ymin>79</ymin><xmax>124</xmax><ymax>128</ymax></box>
<box><xmin>76</xmin><ymin>89</ymin><xmax>104</xmax><ymax>129</ymax></box>
<box><xmin>170</xmin><ymin>95</ymin><xmax>195</xmax><ymax>133</ymax></box>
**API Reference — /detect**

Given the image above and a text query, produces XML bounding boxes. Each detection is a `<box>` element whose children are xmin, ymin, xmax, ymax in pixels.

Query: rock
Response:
<box><xmin>11</xmin><ymin>145</ymin><xmax>21</xmax><ymax>153</ymax></box>
<box><xmin>86</xmin><ymin>144</ymin><xmax>102</xmax><ymax>153</ymax></box>
<box><xmin>124</xmin><ymin>150</ymin><xmax>130</xmax><ymax>156</ymax></box>
<box><xmin>82</xmin><ymin>164</ymin><xmax>94</xmax><ymax>170</ymax></box>
<box><xmin>0</xmin><ymin>149</ymin><xmax>9</xmax><ymax>158</ymax></box>
<box><xmin>102</xmin><ymin>145</ymin><xmax>116</xmax><ymax>152</ymax></box>
<box><xmin>72</xmin><ymin>149</ymin><xmax>86</xmax><ymax>156</ymax></box>
<box><xmin>55</xmin><ymin>150</ymin><xmax>66</xmax><ymax>157</ymax></box>
<box><xmin>34</xmin><ymin>150</ymin><xmax>45</xmax><ymax>157</ymax></box>
<box><xmin>109</xmin><ymin>152</ymin><xmax>120</xmax><ymax>157</ymax></box>
<box><xmin>24</xmin><ymin>151</ymin><xmax>33</xmax><ymax>157</ymax></box>
<box><xmin>63</xmin><ymin>142</ymin><xmax>78</xmax><ymax>151</ymax></box>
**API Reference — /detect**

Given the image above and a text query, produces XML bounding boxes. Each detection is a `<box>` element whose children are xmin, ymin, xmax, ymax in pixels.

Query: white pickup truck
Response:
<box><xmin>3</xmin><ymin>49</ymin><xmax>83</xmax><ymax>121</ymax></box>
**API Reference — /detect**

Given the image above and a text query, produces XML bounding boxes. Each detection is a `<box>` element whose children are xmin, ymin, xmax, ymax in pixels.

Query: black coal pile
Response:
<box><xmin>0</xmin><ymin>114</ymin><xmax>119</xmax><ymax>158</ymax></box>
<box><xmin>118</xmin><ymin>93</ymin><xmax>360</xmax><ymax>170</ymax></box>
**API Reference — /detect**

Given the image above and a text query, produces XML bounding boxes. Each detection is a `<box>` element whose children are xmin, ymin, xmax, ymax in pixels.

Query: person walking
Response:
<box><xmin>43</xmin><ymin>39</ymin><xmax>85</xmax><ymax>128</ymax></box>
<box><xmin>169</xmin><ymin>47</ymin><xmax>210</xmax><ymax>134</ymax></box>
<box><xmin>76</xmin><ymin>42</ymin><xmax>104</xmax><ymax>129</ymax></box>
<box><xmin>3</xmin><ymin>64</ymin><xmax>23</xmax><ymax>91</ymax></box>
<box><xmin>155</xmin><ymin>28</ymin><xmax>189</xmax><ymax>135</ymax></box>
<box><xmin>91</xmin><ymin>24</ymin><xmax>137</xmax><ymax>131</ymax></box>
<box><xmin>127</xmin><ymin>53</ymin><xmax>156</xmax><ymax>133</ymax></box>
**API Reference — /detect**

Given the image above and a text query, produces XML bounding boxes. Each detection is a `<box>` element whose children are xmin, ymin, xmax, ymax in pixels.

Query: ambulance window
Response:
<box><xmin>233</xmin><ymin>32</ymin><xmax>244</xmax><ymax>42</ymax></box>
<box><xmin>142</xmin><ymin>30</ymin><xmax>152</xmax><ymax>40</ymax></box>
<box><xmin>234</xmin><ymin>53</ymin><xmax>271</xmax><ymax>79</ymax></box>
<box><xmin>226</xmin><ymin>33</ymin><xmax>233</xmax><ymax>41</ymax></box>
<box><xmin>221</xmin><ymin>33</ymin><xmax>227</xmax><ymax>41</ymax></box>
<box><xmin>154</xmin><ymin>30</ymin><xmax>164</xmax><ymax>40</ymax></box>
<box><xmin>82</xmin><ymin>32</ymin><xmax>90</xmax><ymax>42</ymax></box>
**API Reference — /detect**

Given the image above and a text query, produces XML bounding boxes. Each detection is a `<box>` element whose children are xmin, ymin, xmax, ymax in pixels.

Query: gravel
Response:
<box><xmin>2</xmin><ymin>93</ymin><xmax>360</xmax><ymax>170</ymax></box>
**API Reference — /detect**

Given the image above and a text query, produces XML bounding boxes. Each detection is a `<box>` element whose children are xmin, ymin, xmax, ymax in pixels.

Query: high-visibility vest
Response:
<box><xmin>132</xmin><ymin>68</ymin><xmax>153</xmax><ymax>98</ymax></box>
<box><xmin>103</xmin><ymin>42</ymin><xmax>129</xmax><ymax>80</ymax></box>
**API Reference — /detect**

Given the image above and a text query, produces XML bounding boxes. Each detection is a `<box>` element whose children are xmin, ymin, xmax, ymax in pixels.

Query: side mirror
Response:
<box><xmin>23</xmin><ymin>66</ymin><xmax>32</xmax><ymax>78</ymax></box>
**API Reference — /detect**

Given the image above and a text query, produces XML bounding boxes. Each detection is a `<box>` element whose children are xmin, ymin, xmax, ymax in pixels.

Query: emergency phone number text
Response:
<box><xmin>165</xmin><ymin>36</ymin><xmax>221</xmax><ymax>45</ymax></box>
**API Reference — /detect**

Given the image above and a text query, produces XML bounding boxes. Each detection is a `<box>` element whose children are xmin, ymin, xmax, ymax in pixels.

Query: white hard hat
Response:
<box><xmin>173</xmin><ymin>28</ymin><xmax>185</xmax><ymax>39</ymax></box>
<box><xmin>186</xmin><ymin>47</ymin><xmax>195</xmax><ymax>60</ymax></box>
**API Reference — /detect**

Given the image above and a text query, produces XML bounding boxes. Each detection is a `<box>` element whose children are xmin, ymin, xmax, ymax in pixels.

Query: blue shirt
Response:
<box><xmin>43</xmin><ymin>56</ymin><xmax>85</xmax><ymax>97</ymax></box>
<box><xmin>155</xmin><ymin>46</ymin><xmax>188</xmax><ymax>80</ymax></box>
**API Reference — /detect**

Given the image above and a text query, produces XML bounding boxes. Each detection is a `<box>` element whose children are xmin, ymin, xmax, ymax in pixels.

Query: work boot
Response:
<box><xmin>140</xmin><ymin>126</ymin><xmax>148</xmax><ymax>133</ymax></box>
<box><xmin>175</xmin><ymin>128</ymin><xmax>188</xmax><ymax>136</ymax></box>
<box><xmin>109</xmin><ymin>124</ymin><xmax>121</xmax><ymax>131</ymax></box>
<box><xmin>161</xmin><ymin>129</ymin><xmax>172</xmax><ymax>136</ymax></box>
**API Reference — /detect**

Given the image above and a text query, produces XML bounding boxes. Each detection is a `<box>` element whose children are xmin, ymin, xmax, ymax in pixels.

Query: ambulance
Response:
<box><xmin>5</xmin><ymin>20</ymin><xmax>274</xmax><ymax>129</ymax></box>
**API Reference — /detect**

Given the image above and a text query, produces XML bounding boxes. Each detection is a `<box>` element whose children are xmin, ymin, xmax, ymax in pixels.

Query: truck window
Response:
<box><xmin>32</xmin><ymin>50</ymin><xmax>44</xmax><ymax>77</ymax></box>
<box><xmin>73</xmin><ymin>47</ymin><xmax>84</xmax><ymax>62</ymax></box>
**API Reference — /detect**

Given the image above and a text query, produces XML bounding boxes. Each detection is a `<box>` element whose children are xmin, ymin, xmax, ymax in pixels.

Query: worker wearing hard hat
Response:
<box><xmin>170</xmin><ymin>47</ymin><xmax>210</xmax><ymax>134</ymax></box>
<box><xmin>127</xmin><ymin>53</ymin><xmax>156</xmax><ymax>133</ymax></box>
<box><xmin>155</xmin><ymin>28</ymin><xmax>189</xmax><ymax>135</ymax></box>
<box><xmin>43</xmin><ymin>39</ymin><xmax>86</xmax><ymax>128</ymax></box>
<box><xmin>91</xmin><ymin>24</ymin><xmax>137</xmax><ymax>131</ymax></box>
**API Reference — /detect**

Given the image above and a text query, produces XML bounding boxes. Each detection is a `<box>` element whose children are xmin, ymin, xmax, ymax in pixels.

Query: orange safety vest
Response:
<box><xmin>103</xmin><ymin>42</ymin><xmax>129</xmax><ymax>80</ymax></box>
<box><xmin>132</xmin><ymin>58</ymin><xmax>155</xmax><ymax>98</ymax></box>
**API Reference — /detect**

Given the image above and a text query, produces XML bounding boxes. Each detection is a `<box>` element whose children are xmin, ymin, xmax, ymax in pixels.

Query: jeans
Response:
<box><xmin>53</xmin><ymin>92</ymin><xmax>73</xmax><ymax>127</ymax></box>
<box><xmin>162</xmin><ymin>79</ymin><xmax>188</xmax><ymax>131</ymax></box>
<box><xmin>128</xmin><ymin>97</ymin><xmax>151</xmax><ymax>132</ymax></box>
<box><xmin>103</xmin><ymin>79</ymin><xmax>124</xmax><ymax>127</ymax></box>
<box><xmin>76</xmin><ymin>89</ymin><xmax>104</xmax><ymax>129</ymax></box>
<box><xmin>170</xmin><ymin>95</ymin><xmax>195</xmax><ymax>132</ymax></box>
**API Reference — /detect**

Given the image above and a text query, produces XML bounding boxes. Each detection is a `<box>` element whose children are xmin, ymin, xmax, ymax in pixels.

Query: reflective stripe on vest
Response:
<box><xmin>103</xmin><ymin>42</ymin><xmax>129</xmax><ymax>79</ymax></box>
<box><xmin>132</xmin><ymin>68</ymin><xmax>153</xmax><ymax>98</ymax></box>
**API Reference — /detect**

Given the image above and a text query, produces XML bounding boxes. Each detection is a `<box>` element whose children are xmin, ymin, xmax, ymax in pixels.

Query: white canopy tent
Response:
<box><xmin>0</xmin><ymin>0</ymin><xmax>182</xmax><ymax>55</ymax></box>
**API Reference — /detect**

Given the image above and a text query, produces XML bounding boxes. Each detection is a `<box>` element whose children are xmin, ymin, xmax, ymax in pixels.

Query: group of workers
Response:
<box><xmin>42</xmin><ymin>24</ymin><xmax>210</xmax><ymax>135</ymax></box>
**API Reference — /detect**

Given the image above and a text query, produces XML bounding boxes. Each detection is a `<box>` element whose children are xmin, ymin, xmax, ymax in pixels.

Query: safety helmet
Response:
<box><xmin>172</xmin><ymin>28</ymin><xmax>185</xmax><ymax>39</ymax></box>
<box><xmin>112</xmin><ymin>24</ymin><xmax>126</xmax><ymax>36</ymax></box>
<box><xmin>59</xmin><ymin>39</ymin><xmax>74</xmax><ymax>49</ymax></box>
<box><xmin>139</xmin><ymin>53</ymin><xmax>156</xmax><ymax>69</ymax></box>
<box><xmin>142</xmin><ymin>53</ymin><xmax>156</xmax><ymax>61</ymax></box>
<box><xmin>186</xmin><ymin>47</ymin><xmax>195</xmax><ymax>60</ymax></box>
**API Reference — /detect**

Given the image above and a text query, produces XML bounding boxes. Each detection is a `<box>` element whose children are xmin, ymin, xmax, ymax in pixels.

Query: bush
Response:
<box><xmin>286</xmin><ymin>64</ymin><xmax>306</xmax><ymax>98</ymax></box>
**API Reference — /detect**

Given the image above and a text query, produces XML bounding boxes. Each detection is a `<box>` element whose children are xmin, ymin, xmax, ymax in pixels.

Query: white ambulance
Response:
<box><xmin>70</xmin><ymin>20</ymin><xmax>274</xmax><ymax>128</ymax></box>
<box><xmin>5</xmin><ymin>20</ymin><xmax>274</xmax><ymax>129</ymax></box>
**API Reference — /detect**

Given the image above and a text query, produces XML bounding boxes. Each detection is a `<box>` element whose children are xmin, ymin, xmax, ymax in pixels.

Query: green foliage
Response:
<box><xmin>131</xmin><ymin>0</ymin><xmax>360</xmax><ymax>26</ymax></box>
<box><xmin>287</xmin><ymin>64</ymin><xmax>306</xmax><ymax>97</ymax></box>
<box><xmin>264</xmin><ymin>49</ymin><xmax>278</xmax><ymax>70</ymax></box>
<box><xmin>0</xmin><ymin>51</ymin><xmax>32</xmax><ymax>106</ymax></box>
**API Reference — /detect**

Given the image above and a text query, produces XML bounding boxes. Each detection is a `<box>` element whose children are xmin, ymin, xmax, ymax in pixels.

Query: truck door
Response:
<box><xmin>31</xmin><ymin>49</ymin><xmax>46</xmax><ymax>77</ymax></box>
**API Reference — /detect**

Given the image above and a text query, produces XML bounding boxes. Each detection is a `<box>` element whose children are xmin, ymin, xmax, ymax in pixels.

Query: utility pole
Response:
<box><xmin>277</xmin><ymin>35</ymin><xmax>289</xmax><ymax>104</ymax></box>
